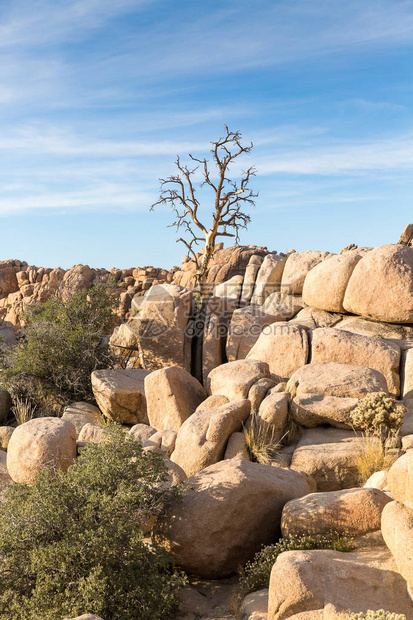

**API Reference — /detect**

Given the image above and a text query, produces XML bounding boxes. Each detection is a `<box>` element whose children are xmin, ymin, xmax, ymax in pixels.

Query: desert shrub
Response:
<box><xmin>238</xmin><ymin>532</ymin><xmax>354</xmax><ymax>596</ymax></box>
<box><xmin>350</xmin><ymin>392</ymin><xmax>406</xmax><ymax>446</ymax></box>
<box><xmin>1</xmin><ymin>282</ymin><xmax>118</xmax><ymax>414</ymax></box>
<box><xmin>0</xmin><ymin>426</ymin><xmax>185</xmax><ymax>620</ymax></box>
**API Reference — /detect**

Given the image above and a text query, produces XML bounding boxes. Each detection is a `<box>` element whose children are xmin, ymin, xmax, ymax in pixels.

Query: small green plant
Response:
<box><xmin>12</xmin><ymin>396</ymin><xmax>37</xmax><ymax>425</ymax></box>
<box><xmin>1</xmin><ymin>282</ymin><xmax>119</xmax><ymax>414</ymax></box>
<box><xmin>350</xmin><ymin>392</ymin><xmax>406</xmax><ymax>447</ymax></box>
<box><xmin>238</xmin><ymin>532</ymin><xmax>354</xmax><ymax>597</ymax></box>
<box><xmin>0</xmin><ymin>426</ymin><xmax>185</xmax><ymax>620</ymax></box>
<box><xmin>243</xmin><ymin>415</ymin><xmax>283</xmax><ymax>465</ymax></box>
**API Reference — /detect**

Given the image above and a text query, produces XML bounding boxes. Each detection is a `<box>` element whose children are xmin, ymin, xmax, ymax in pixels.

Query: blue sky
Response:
<box><xmin>0</xmin><ymin>0</ymin><xmax>412</xmax><ymax>269</ymax></box>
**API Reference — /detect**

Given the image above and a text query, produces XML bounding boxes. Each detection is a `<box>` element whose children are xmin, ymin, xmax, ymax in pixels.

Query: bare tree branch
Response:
<box><xmin>150</xmin><ymin>127</ymin><xmax>257</xmax><ymax>297</ymax></box>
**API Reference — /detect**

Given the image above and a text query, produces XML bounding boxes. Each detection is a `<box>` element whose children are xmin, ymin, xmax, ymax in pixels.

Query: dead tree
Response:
<box><xmin>151</xmin><ymin>126</ymin><xmax>257</xmax><ymax>298</ymax></box>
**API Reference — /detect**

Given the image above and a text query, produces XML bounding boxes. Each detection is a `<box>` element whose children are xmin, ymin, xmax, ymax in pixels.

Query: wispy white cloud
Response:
<box><xmin>0</xmin><ymin>183</ymin><xmax>154</xmax><ymax>215</ymax></box>
<box><xmin>0</xmin><ymin>0</ymin><xmax>156</xmax><ymax>48</ymax></box>
<box><xmin>257</xmin><ymin>134</ymin><xmax>413</xmax><ymax>175</ymax></box>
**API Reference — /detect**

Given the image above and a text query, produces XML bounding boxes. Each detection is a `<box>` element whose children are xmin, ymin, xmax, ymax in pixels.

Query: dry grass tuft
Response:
<box><xmin>243</xmin><ymin>416</ymin><xmax>283</xmax><ymax>465</ymax></box>
<box><xmin>12</xmin><ymin>397</ymin><xmax>37</xmax><ymax>425</ymax></box>
<box><xmin>355</xmin><ymin>433</ymin><xmax>399</xmax><ymax>483</ymax></box>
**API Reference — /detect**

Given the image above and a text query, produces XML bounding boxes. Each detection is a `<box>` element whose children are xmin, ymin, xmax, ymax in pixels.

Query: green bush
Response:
<box><xmin>0</xmin><ymin>427</ymin><xmax>185</xmax><ymax>620</ymax></box>
<box><xmin>239</xmin><ymin>532</ymin><xmax>354</xmax><ymax>596</ymax></box>
<box><xmin>1</xmin><ymin>282</ymin><xmax>118</xmax><ymax>413</ymax></box>
<box><xmin>350</xmin><ymin>392</ymin><xmax>406</xmax><ymax>446</ymax></box>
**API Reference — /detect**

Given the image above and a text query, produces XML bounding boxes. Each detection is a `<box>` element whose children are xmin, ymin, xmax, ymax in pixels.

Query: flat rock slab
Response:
<box><xmin>268</xmin><ymin>547</ymin><xmax>413</xmax><ymax>619</ymax></box>
<box><xmin>290</xmin><ymin>427</ymin><xmax>364</xmax><ymax>491</ymax></box>
<box><xmin>291</xmin><ymin>394</ymin><xmax>359</xmax><ymax>429</ymax></box>
<box><xmin>287</xmin><ymin>362</ymin><xmax>388</xmax><ymax>400</ymax></box>
<box><xmin>91</xmin><ymin>368</ymin><xmax>150</xmax><ymax>424</ymax></box>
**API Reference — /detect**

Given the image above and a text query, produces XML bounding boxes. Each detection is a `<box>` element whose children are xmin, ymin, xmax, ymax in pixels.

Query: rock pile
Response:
<box><xmin>2</xmin><ymin>228</ymin><xmax>413</xmax><ymax>618</ymax></box>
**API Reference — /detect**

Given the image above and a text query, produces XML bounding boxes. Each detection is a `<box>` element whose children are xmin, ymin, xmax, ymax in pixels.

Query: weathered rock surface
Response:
<box><xmin>290</xmin><ymin>428</ymin><xmax>364</xmax><ymax>491</ymax></box>
<box><xmin>291</xmin><ymin>394</ymin><xmax>359</xmax><ymax>429</ymax></box>
<box><xmin>402</xmin><ymin>347</ymin><xmax>413</xmax><ymax>399</ymax></box>
<box><xmin>207</xmin><ymin>360</ymin><xmax>271</xmax><ymax>401</ymax></box>
<box><xmin>62</xmin><ymin>402</ymin><xmax>102</xmax><ymax>435</ymax></box>
<box><xmin>336</xmin><ymin>315</ymin><xmax>413</xmax><ymax>349</ymax></box>
<box><xmin>281</xmin><ymin>250</ymin><xmax>331</xmax><ymax>295</ymax></box>
<box><xmin>240</xmin><ymin>255</ymin><xmax>264</xmax><ymax>305</ymax></box>
<box><xmin>7</xmin><ymin>417</ymin><xmax>77</xmax><ymax>484</ymax></box>
<box><xmin>130</xmin><ymin>283</ymin><xmax>193</xmax><ymax>371</ymax></box>
<box><xmin>202</xmin><ymin>295</ymin><xmax>237</xmax><ymax>384</ymax></box>
<box><xmin>382</xmin><ymin>500</ymin><xmax>413</xmax><ymax>597</ymax></box>
<box><xmin>250</xmin><ymin>254</ymin><xmax>287</xmax><ymax>305</ymax></box>
<box><xmin>344</xmin><ymin>243</ymin><xmax>413</xmax><ymax>323</ymax></box>
<box><xmin>311</xmin><ymin>327</ymin><xmax>401</xmax><ymax>396</ymax></box>
<box><xmin>78</xmin><ymin>423</ymin><xmax>108</xmax><ymax>444</ymax></box>
<box><xmin>240</xmin><ymin>589</ymin><xmax>269</xmax><ymax>620</ymax></box>
<box><xmin>213</xmin><ymin>275</ymin><xmax>244</xmax><ymax>302</ymax></box>
<box><xmin>226</xmin><ymin>306</ymin><xmax>286</xmax><ymax>362</ymax></box>
<box><xmin>387</xmin><ymin>450</ymin><xmax>413</xmax><ymax>510</ymax></box>
<box><xmin>281</xmin><ymin>488</ymin><xmax>392</xmax><ymax>537</ymax></box>
<box><xmin>268</xmin><ymin>547</ymin><xmax>413</xmax><ymax>619</ymax></box>
<box><xmin>255</xmin><ymin>390</ymin><xmax>289</xmax><ymax>440</ymax></box>
<box><xmin>0</xmin><ymin>391</ymin><xmax>11</xmax><ymax>423</ymax></box>
<box><xmin>0</xmin><ymin>426</ymin><xmax>14</xmax><ymax>450</ymax></box>
<box><xmin>0</xmin><ymin>450</ymin><xmax>13</xmax><ymax>501</ymax></box>
<box><xmin>145</xmin><ymin>366</ymin><xmax>206</xmax><ymax>432</ymax></box>
<box><xmin>129</xmin><ymin>423</ymin><xmax>156</xmax><ymax>443</ymax></box>
<box><xmin>364</xmin><ymin>470</ymin><xmax>388</xmax><ymax>491</ymax></box>
<box><xmin>287</xmin><ymin>362</ymin><xmax>388</xmax><ymax>399</ymax></box>
<box><xmin>247</xmin><ymin>323</ymin><xmax>309</xmax><ymax>381</ymax></box>
<box><xmin>262</xmin><ymin>291</ymin><xmax>304</xmax><ymax>319</ymax></box>
<box><xmin>288</xmin><ymin>307</ymin><xmax>342</xmax><ymax>331</ymax></box>
<box><xmin>91</xmin><ymin>368</ymin><xmax>150</xmax><ymax>425</ymax></box>
<box><xmin>160</xmin><ymin>457</ymin><xmax>314</xmax><ymax>578</ymax></box>
<box><xmin>302</xmin><ymin>251</ymin><xmax>362</xmax><ymax>313</ymax></box>
<box><xmin>171</xmin><ymin>400</ymin><xmax>251</xmax><ymax>476</ymax></box>
<box><xmin>224</xmin><ymin>432</ymin><xmax>250</xmax><ymax>460</ymax></box>
<box><xmin>143</xmin><ymin>429</ymin><xmax>177</xmax><ymax>456</ymax></box>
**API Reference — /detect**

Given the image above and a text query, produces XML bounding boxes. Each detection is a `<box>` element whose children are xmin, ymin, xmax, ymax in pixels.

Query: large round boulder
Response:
<box><xmin>159</xmin><ymin>457</ymin><xmax>314</xmax><ymax>578</ymax></box>
<box><xmin>311</xmin><ymin>327</ymin><xmax>401</xmax><ymax>397</ymax></box>
<box><xmin>268</xmin><ymin>547</ymin><xmax>413</xmax><ymax>619</ymax></box>
<box><xmin>7</xmin><ymin>417</ymin><xmax>77</xmax><ymax>484</ymax></box>
<box><xmin>343</xmin><ymin>244</ymin><xmax>413</xmax><ymax>323</ymax></box>
<box><xmin>281</xmin><ymin>487</ymin><xmax>392</xmax><ymax>538</ymax></box>
<box><xmin>287</xmin><ymin>362</ymin><xmax>388</xmax><ymax>399</ymax></box>
<box><xmin>281</xmin><ymin>250</ymin><xmax>331</xmax><ymax>295</ymax></box>
<box><xmin>302</xmin><ymin>251</ymin><xmax>362</xmax><ymax>313</ymax></box>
